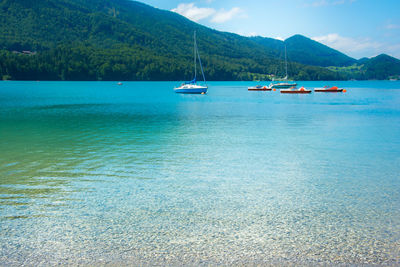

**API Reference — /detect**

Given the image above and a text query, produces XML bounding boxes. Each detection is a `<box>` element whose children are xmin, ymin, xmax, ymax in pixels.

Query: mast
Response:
<box><xmin>195</xmin><ymin>37</ymin><xmax>207</xmax><ymax>86</ymax></box>
<box><xmin>194</xmin><ymin>31</ymin><xmax>197</xmax><ymax>81</ymax></box>
<box><xmin>284</xmin><ymin>44</ymin><xmax>288</xmax><ymax>80</ymax></box>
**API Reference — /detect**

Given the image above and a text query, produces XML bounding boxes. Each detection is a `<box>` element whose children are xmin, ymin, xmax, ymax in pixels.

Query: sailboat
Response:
<box><xmin>269</xmin><ymin>45</ymin><xmax>297</xmax><ymax>89</ymax></box>
<box><xmin>174</xmin><ymin>31</ymin><xmax>208</xmax><ymax>94</ymax></box>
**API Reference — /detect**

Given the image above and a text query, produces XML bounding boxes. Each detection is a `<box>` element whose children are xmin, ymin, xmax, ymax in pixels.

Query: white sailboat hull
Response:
<box><xmin>271</xmin><ymin>82</ymin><xmax>297</xmax><ymax>89</ymax></box>
<box><xmin>174</xmin><ymin>84</ymin><xmax>208</xmax><ymax>94</ymax></box>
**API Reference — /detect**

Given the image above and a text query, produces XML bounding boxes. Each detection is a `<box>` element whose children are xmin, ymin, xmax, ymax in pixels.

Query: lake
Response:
<box><xmin>1</xmin><ymin>81</ymin><xmax>400</xmax><ymax>265</ymax></box>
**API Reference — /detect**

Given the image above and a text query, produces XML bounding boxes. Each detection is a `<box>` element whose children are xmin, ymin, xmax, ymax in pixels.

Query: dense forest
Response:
<box><xmin>0</xmin><ymin>45</ymin><xmax>343</xmax><ymax>81</ymax></box>
<box><xmin>0</xmin><ymin>0</ymin><xmax>399</xmax><ymax>81</ymax></box>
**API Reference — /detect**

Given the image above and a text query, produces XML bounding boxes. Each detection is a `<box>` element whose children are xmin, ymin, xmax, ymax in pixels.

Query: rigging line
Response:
<box><xmin>195</xmin><ymin>36</ymin><xmax>207</xmax><ymax>86</ymax></box>
<box><xmin>194</xmin><ymin>31</ymin><xmax>197</xmax><ymax>81</ymax></box>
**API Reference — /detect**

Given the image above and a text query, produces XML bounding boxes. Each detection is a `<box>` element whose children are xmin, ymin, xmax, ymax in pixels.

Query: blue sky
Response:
<box><xmin>137</xmin><ymin>0</ymin><xmax>400</xmax><ymax>59</ymax></box>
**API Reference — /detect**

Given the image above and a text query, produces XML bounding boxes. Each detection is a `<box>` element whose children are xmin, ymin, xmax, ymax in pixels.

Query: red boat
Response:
<box><xmin>314</xmin><ymin>86</ymin><xmax>344</xmax><ymax>92</ymax></box>
<box><xmin>248</xmin><ymin>85</ymin><xmax>272</xmax><ymax>91</ymax></box>
<box><xmin>280</xmin><ymin>86</ymin><xmax>311</xmax><ymax>94</ymax></box>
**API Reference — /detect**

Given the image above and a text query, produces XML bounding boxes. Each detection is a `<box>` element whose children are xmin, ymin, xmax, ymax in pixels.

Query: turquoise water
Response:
<box><xmin>1</xmin><ymin>81</ymin><xmax>400</xmax><ymax>265</ymax></box>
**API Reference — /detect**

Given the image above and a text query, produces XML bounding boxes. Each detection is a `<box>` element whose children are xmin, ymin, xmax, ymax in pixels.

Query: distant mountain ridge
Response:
<box><xmin>285</xmin><ymin>35</ymin><xmax>357</xmax><ymax>67</ymax></box>
<box><xmin>362</xmin><ymin>54</ymin><xmax>400</xmax><ymax>79</ymax></box>
<box><xmin>250</xmin><ymin>34</ymin><xmax>359</xmax><ymax>67</ymax></box>
<box><xmin>0</xmin><ymin>0</ymin><xmax>398</xmax><ymax>81</ymax></box>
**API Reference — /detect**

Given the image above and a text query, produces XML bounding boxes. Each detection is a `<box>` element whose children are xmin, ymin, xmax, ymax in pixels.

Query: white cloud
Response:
<box><xmin>211</xmin><ymin>7</ymin><xmax>244</xmax><ymax>23</ymax></box>
<box><xmin>313</xmin><ymin>33</ymin><xmax>400</xmax><ymax>59</ymax></box>
<box><xmin>171</xmin><ymin>3</ymin><xmax>215</xmax><ymax>22</ymax></box>
<box><xmin>274</xmin><ymin>36</ymin><xmax>285</xmax><ymax>41</ymax></box>
<box><xmin>172</xmin><ymin>3</ymin><xmax>245</xmax><ymax>24</ymax></box>
<box><xmin>386</xmin><ymin>24</ymin><xmax>400</xmax><ymax>30</ymax></box>
<box><xmin>312</xmin><ymin>33</ymin><xmax>382</xmax><ymax>56</ymax></box>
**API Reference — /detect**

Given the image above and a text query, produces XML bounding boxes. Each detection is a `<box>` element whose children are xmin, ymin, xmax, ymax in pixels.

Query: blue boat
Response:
<box><xmin>175</xmin><ymin>31</ymin><xmax>208</xmax><ymax>94</ymax></box>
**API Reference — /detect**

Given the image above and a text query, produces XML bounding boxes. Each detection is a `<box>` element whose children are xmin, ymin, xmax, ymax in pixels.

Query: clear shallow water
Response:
<box><xmin>1</xmin><ymin>81</ymin><xmax>400</xmax><ymax>266</ymax></box>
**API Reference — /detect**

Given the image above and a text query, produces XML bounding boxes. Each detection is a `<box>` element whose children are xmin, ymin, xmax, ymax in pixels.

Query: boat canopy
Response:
<box><xmin>185</xmin><ymin>78</ymin><xmax>196</xmax><ymax>84</ymax></box>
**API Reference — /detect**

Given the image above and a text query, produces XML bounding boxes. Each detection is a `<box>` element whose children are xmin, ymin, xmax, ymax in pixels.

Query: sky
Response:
<box><xmin>137</xmin><ymin>0</ymin><xmax>400</xmax><ymax>59</ymax></box>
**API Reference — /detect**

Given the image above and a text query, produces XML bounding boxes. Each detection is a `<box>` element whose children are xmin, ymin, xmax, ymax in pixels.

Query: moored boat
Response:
<box><xmin>269</xmin><ymin>45</ymin><xmax>297</xmax><ymax>89</ymax></box>
<box><xmin>280</xmin><ymin>86</ymin><xmax>311</xmax><ymax>94</ymax></box>
<box><xmin>268</xmin><ymin>45</ymin><xmax>297</xmax><ymax>89</ymax></box>
<box><xmin>270</xmin><ymin>82</ymin><xmax>298</xmax><ymax>89</ymax></box>
<box><xmin>314</xmin><ymin>86</ymin><xmax>344</xmax><ymax>92</ymax></box>
<box><xmin>248</xmin><ymin>85</ymin><xmax>272</xmax><ymax>91</ymax></box>
<box><xmin>175</xmin><ymin>31</ymin><xmax>208</xmax><ymax>94</ymax></box>
<box><xmin>174</xmin><ymin>82</ymin><xmax>207</xmax><ymax>94</ymax></box>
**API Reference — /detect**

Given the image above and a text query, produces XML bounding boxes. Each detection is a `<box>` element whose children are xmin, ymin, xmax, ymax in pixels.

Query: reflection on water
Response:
<box><xmin>1</xmin><ymin>81</ymin><xmax>400</xmax><ymax>265</ymax></box>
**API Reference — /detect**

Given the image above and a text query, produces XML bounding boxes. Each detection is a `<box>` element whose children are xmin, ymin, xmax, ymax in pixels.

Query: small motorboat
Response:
<box><xmin>270</xmin><ymin>82</ymin><xmax>297</xmax><ymax>89</ymax></box>
<box><xmin>280</xmin><ymin>86</ymin><xmax>311</xmax><ymax>94</ymax></box>
<box><xmin>314</xmin><ymin>86</ymin><xmax>344</xmax><ymax>92</ymax></box>
<box><xmin>248</xmin><ymin>85</ymin><xmax>272</xmax><ymax>91</ymax></box>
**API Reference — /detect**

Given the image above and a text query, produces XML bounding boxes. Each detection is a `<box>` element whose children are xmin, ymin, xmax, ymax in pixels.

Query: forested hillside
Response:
<box><xmin>285</xmin><ymin>35</ymin><xmax>357</xmax><ymax>67</ymax></box>
<box><xmin>0</xmin><ymin>0</ymin><xmax>345</xmax><ymax>81</ymax></box>
<box><xmin>361</xmin><ymin>54</ymin><xmax>400</xmax><ymax>80</ymax></box>
<box><xmin>0</xmin><ymin>0</ymin><xmax>398</xmax><ymax>81</ymax></box>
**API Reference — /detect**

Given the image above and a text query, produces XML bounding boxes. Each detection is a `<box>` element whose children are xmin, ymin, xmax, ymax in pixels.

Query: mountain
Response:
<box><xmin>0</xmin><ymin>0</ymin><xmax>345</xmax><ymax>81</ymax></box>
<box><xmin>284</xmin><ymin>35</ymin><xmax>357</xmax><ymax>67</ymax></box>
<box><xmin>250</xmin><ymin>34</ymin><xmax>358</xmax><ymax>68</ymax></box>
<box><xmin>358</xmin><ymin>57</ymin><xmax>370</xmax><ymax>65</ymax></box>
<box><xmin>0</xmin><ymin>0</ymin><xmax>397</xmax><ymax>81</ymax></box>
<box><xmin>327</xmin><ymin>54</ymin><xmax>400</xmax><ymax>80</ymax></box>
<box><xmin>248</xmin><ymin>36</ymin><xmax>285</xmax><ymax>57</ymax></box>
<box><xmin>361</xmin><ymin>54</ymin><xmax>400</xmax><ymax>80</ymax></box>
